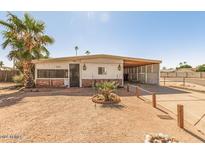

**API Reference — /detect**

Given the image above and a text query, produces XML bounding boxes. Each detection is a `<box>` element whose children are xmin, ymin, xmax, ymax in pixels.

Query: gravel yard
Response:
<box><xmin>0</xmin><ymin>88</ymin><xmax>204</xmax><ymax>143</ymax></box>
<box><xmin>0</xmin><ymin>82</ymin><xmax>21</xmax><ymax>98</ymax></box>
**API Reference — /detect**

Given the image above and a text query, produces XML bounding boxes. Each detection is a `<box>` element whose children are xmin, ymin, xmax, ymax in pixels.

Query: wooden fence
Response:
<box><xmin>0</xmin><ymin>70</ymin><xmax>19</xmax><ymax>82</ymax></box>
<box><xmin>126</xmin><ymin>84</ymin><xmax>157</xmax><ymax>108</ymax></box>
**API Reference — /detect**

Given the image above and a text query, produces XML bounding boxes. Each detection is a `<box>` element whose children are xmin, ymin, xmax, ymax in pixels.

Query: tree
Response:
<box><xmin>177</xmin><ymin>61</ymin><xmax>192</xmax><ymax>69</ymax></box>
<box><xmin>0</xmin><ymin>61</ymin><xmax>4</xmax><ymax>68</ymax></box>
<box><xmin>85</xmin><ymin>50</ymin><xmax>91</xmax><ymax>55</ymax></box>
<box><xmin>196</xmin><ymin>64</ymin><xmax>205</xmax><ymax>72</ymax></box>
<box><xmin>179</xmin><ymin>62</ymin><xmax>183</xmax><ymax>67</ymax></box>
<box><xmin>0</xmin><ymin>12</ymin><xmax>54</xmax><ymax>88</ymax></box>
<box><xmin>75</xmin><ymin>46</ymin><xmax>79</xmax><ymax>56</ymax></box>
<box><xmin>162</xmin><ymin>66</ymin><xmax>166</xmax><ymax>70</ymax></box>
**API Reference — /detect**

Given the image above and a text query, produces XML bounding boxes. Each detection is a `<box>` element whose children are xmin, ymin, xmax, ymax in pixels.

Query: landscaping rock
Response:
<box><xmin>92</xmin><ymin>94</ymin><xmax>105</xmax><ymax>104</ymax></box>
<box><xmin>108</xmin><ymin>93</ymin><xmax>121</xmax><ymax>103</ymax></box>
<box><xmin>144</xmin><ymin>133</ymin><xmax>178</xmax><ymax>143</ymax></box>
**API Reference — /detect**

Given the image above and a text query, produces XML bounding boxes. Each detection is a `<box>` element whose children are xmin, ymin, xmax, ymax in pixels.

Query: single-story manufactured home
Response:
<box><xmin>32</xmin><ymin>54</ymin><xmax>161</xmax><ymax>88</ymax></box>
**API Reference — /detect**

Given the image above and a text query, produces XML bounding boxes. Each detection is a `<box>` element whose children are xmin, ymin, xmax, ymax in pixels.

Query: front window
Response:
<box><xmin>98</xmin><ymin>67</ymin><xmax>106</xmax><ymax>75</ymax></box>
<box><xmin>37</xmin><ymin>69</ymin><xmax>68</xmax><ymax>78</ymax></box>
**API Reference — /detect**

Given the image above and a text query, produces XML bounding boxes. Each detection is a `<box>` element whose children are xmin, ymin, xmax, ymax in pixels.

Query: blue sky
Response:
<box><xmin>0</xmin><ymin>11</ymin><xmax>205</xmax><ymax>68</ymax></box>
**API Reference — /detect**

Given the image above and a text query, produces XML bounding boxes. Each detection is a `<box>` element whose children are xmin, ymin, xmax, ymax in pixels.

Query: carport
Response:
<box><xmin>123</xmin><ymin>57</ymin><xmax>161</xmax><ymax>85</ymax></box>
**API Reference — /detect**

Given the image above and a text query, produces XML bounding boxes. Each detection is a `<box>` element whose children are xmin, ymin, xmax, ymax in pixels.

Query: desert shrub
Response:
<box><xmin>96</xmin><ymin>81</ymin><xmax>118</xmax><ymax>101</ymax></box>
<box><xmin>12</xmin><ymin>74</ymin><xmax>24</xmax><ymax>84</ymax></box>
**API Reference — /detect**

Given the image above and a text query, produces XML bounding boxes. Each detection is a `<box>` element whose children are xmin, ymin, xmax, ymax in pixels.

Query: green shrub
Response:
<box><xmin>196</xmin><ymin>64</ymin><xmax>205</xmax><ymax>72</ymax></box>
<box><xmin>12</xmin><ymin>74</ymin><xmax>24</xmax><ymax>84</ymax></box>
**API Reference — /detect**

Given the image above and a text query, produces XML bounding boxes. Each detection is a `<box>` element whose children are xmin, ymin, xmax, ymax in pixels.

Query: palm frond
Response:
<box><xmin>41</xmin><ymin>35</ymin><xmax>54</xmax><ymax>44</ymax></box>
<box><xmin>0</xmin><ymin>20</ymin><xmax>13</xmax><ymax>29</ymax></box>
<box><xmin>7</xmin><ymin>12</ymin><xmax>26</xmax><ymax>31</ymax></box>
<box><xmin>33</xmin><ymin>21</ymin><xmax>45</xmax><ymax>33</ymax></box>
<box><xmin>40</xmin><ymin>46</ymin><xmax>50</xmax><ymax>57</ymax></box>
<box><xmin>7</xmin><ymin>50</ymin><xmax>21</xmax><ymax>61</ymax></box>
<box><xmin>1</xmin><ymin>39</ymin><xmax>11</xmax><ymax>49</ymax></box>
<box><xmin>24</xmin><ymin>13</ymin><xmax>35</xmax><ymax>31</ymax></box>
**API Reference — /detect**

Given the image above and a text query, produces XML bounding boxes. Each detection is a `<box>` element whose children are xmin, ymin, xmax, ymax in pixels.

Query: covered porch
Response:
<box><xmin>123</xmin><ymin>58</ymin><xmax>160</xmax><ymax>85</ymax></box>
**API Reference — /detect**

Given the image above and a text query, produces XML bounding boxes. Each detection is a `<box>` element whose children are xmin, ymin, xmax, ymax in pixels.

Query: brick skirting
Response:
<box><xmin>82</xmin><ymin>79</ymin><xmax>122</xmax><ymax>87</ymax></box>
<box><xmin>51</xmin><ymin>79</ymin><xmax>65</xmax><ymax>88</ymax></box>
<box><xmin>36</xmin><ymin>79</ymin><xmax>65</xmax><ymax>88</ymax></box>
<box><xmin>36</xmin><ymin>79</ymin><xmax>122</xmax><ymax>88</ymax></box>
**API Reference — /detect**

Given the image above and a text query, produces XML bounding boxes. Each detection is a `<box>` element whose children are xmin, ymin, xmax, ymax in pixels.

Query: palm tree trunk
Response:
<box><xmin>23</xmin><ymin>61</ymin><xmax>34</xmax><ymax>88</ymax></box>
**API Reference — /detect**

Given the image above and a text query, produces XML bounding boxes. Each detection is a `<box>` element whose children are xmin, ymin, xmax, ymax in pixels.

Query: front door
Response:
<box><xmin>69</xmin><ymin>64</ymin><xmax>80</xmax><ymax>87</ymax></box>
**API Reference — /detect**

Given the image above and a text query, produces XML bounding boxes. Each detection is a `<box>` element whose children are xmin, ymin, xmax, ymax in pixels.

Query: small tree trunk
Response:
<box><xmin>4</xmin><ymin>69</ymin><xmax>8</xmax><ymax>82</ymax></box>
<box><xmin>23</xmin><ymin>61</ymin><xmax>34</xmax><ymax>88</ymax></box>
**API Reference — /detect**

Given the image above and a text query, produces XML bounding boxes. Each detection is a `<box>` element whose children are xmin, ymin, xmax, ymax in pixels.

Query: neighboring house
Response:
<box><xmin>32</xmin><ymin>54</ymin><xmax>161</xmax><ymax>88</ymax></box>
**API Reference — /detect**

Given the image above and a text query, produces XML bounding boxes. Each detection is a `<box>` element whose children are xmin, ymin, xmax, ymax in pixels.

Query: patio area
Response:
<box><xmin>0</xmin><ymin>88</ymin><xmax>204</xmax><ymax>142</ymax></box>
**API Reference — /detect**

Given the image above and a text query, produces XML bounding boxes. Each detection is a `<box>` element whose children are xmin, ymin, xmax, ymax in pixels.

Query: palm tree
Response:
<box><xmin>179</xmin><ymin>62</ymin><xmax>183</xmax><ymax>66</ymax></box>
<box><xmin>0</xmin><ymin>61</ymin><xmax>4</xmax><ymax>68</ymax></box>
<box><xmin>85</xmin><ymin>50</ymin><xmax>91</xmax><ymax>55</ymax></box>
<box><xmin>0</xmin><ymin>12</ymin><xmax>54</xmax><ymax>88</ymax></box>
<box><xmin>75</xmin><ymin>46</ymin><xmax>79</xmax><ymax>56</ymax></box>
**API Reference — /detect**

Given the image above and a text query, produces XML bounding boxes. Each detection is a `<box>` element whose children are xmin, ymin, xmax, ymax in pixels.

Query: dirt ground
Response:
<box><xmin>160</xmin><ymin>78</ymin><xmax>205</xmax><ymax>92</ymax></box>
<box><xmin>0</xmin><ymin>82</ymin><xmax>20</xmax><ymax>96</ymax></box>
<box><xmin>0</xmin><ymin>88</ymin><xmax>204</xmax><ymax>143</ymax></box>
<box><xmin>0</xmin><ymin>82</ymin><xmax>17</xmax><ymax>88</ymax></box>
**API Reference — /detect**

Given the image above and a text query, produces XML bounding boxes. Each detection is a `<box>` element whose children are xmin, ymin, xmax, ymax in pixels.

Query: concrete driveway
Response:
<box><xmin>156</xmin><ymin>90</ymin><xmax>205</xmax><ymax>134</ymax></box>
<box><xmin>129</xmin><ymin>84</ymin><xmax>205</xmax><ymax>134</ymax></box>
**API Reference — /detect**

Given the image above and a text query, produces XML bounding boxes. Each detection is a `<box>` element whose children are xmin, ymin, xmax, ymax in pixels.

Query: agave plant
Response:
<box><xmin>95</xmin><ymin>81</ymin><xmax>118</xmax><ymax>101</ymax></box>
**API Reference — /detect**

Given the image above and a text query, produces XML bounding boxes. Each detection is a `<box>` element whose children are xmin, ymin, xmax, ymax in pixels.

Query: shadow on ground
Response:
<box><xmin>183</xmin><ymin>128</ymin><xmax>205</xmax><ymax>143</ymax></box>
<box><xmin>100</xmin><ymin>103</ymin><xmax>125</xmax><ymax>109</ymax></box>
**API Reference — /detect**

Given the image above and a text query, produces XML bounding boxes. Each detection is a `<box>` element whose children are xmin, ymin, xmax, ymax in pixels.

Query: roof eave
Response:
<box><xmin>32</xmin><ymin>54</ymin><xmax>161</xmax><ymax>64</ymax></box>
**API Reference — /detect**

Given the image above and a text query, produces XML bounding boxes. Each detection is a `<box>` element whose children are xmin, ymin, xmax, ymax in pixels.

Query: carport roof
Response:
<box><xmin>32</xmin><ymin>54</ymin><xmax>161</xmax><ymax>66</ymax></box>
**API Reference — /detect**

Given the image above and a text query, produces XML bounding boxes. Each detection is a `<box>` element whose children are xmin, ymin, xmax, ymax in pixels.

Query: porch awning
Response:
<box><xmin>123</xmin><ymin>58</ymin><xmax>161</xmax><ymax>67</ymax></box>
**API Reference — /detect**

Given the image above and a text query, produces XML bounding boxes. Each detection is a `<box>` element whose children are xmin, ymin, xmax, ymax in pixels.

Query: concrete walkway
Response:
<box><xmin>128</xmin><ymin>84</ymin><xmax>205</xmax><ymax>135</ymax></box>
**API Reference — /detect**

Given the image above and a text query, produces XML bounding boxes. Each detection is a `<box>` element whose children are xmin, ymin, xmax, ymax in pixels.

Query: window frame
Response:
<box><xmin>37</xmin><ymin>69</ymin><xmax>68</xmax><ymax>78</ymax></box>
<box><xmin>98</xmin><ymin>67</ymin><xmax>107</xmax><ymax>75</ymax></box>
